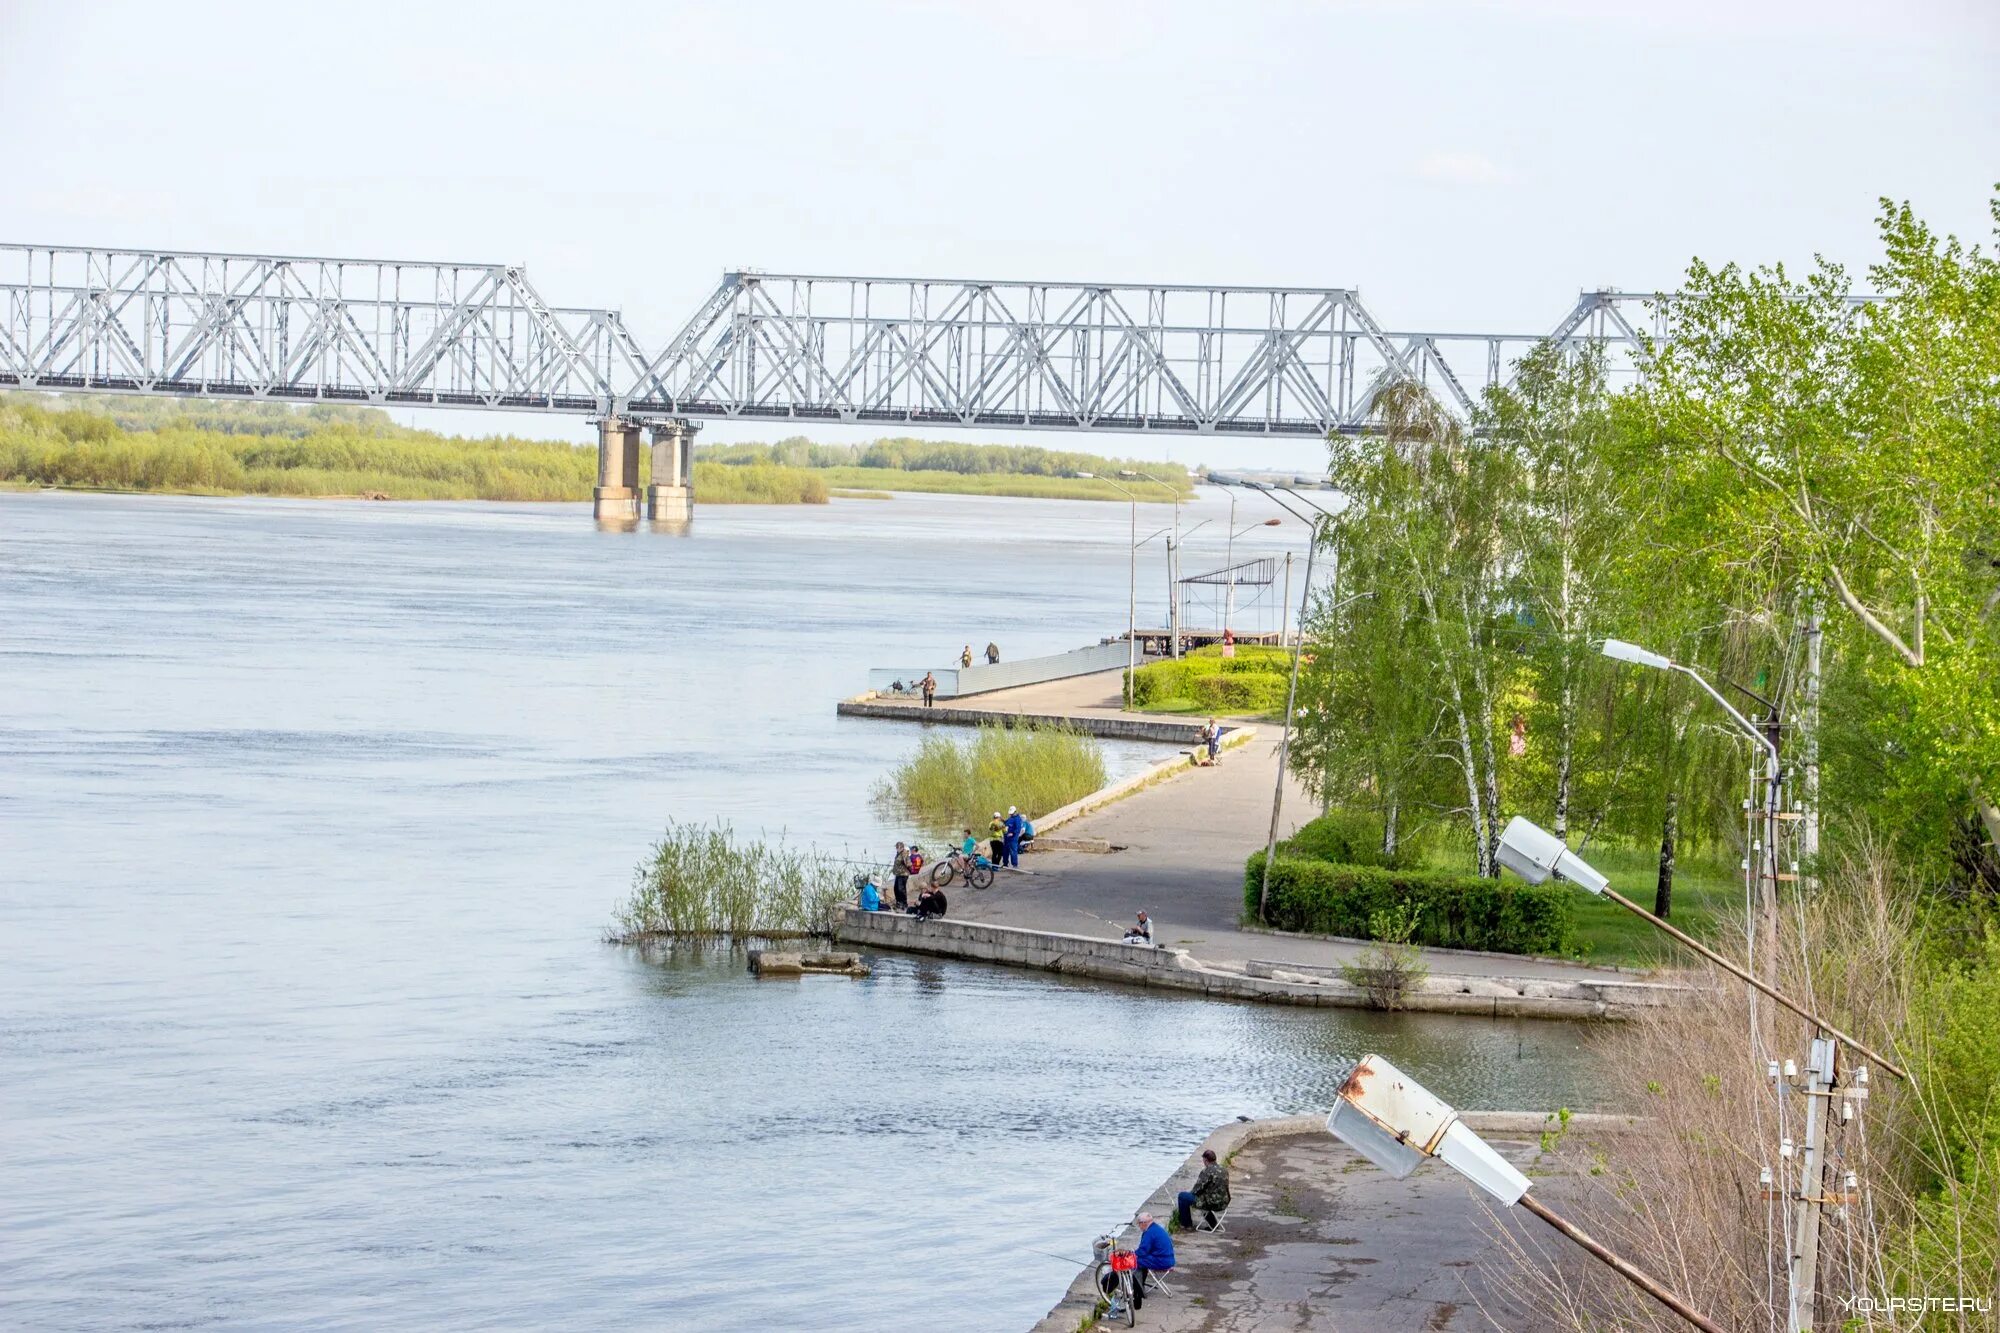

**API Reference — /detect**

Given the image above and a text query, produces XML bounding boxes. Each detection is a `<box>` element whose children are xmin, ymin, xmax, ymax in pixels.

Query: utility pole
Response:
<box><xmin>1787</xmin><ymin>1036</ymin><xmax>1837</xmax><ymax>1332</ymax></box>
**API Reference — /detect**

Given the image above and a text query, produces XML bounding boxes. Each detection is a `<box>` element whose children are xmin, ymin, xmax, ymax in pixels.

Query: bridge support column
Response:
<box><xmin>593</xmin><ymin>417</ymin><xmax>641</xmax><ymax>527</ymax></box>
<box><xmin>647</xmin><ymin>419</ymin><xmax>698</xmax><ymax>525</ymax></box>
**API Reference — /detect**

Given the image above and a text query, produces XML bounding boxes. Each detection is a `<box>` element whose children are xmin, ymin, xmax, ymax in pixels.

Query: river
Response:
<box><xmin>0</xmin><ymin>489</ymin><xmax>1600</xmax><ymax>1330</ymax></box>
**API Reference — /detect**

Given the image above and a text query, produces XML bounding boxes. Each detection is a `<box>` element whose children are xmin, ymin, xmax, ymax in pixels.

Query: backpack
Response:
<box><xmin>908</xmin><ymin>846</ymin><xmax>925</xmax><ymax>873</ymax></box>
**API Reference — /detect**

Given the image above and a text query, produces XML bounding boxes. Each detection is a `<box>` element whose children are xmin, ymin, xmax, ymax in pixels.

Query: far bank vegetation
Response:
<box><xmin>1</xmin><ymin>394</ymin><xmax>1195</xmax><ymax>505</ymax></box>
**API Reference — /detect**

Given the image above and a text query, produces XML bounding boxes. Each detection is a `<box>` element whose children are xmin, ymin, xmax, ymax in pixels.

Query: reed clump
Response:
<box><xmin>613</xmin><ymin>821</ymin><xmax>853</xmax><ymax>940</ymax></box>
<box><xmin>872</xmin><ymin>723</ymin><xmax>1107</xmax><ymax>833</ymax></box>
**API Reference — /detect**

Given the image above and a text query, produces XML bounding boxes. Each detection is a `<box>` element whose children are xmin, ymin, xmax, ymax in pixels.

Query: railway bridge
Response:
<box><xmin>1</xmin><ymin>243</ymin><xmax>1666</xmax><ymax>524</ymax></box>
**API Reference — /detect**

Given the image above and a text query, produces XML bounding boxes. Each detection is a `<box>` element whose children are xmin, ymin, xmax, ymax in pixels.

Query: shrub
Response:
<box><xmin>1126</xmin><ymin>645</ymin><xmax>1292</xmax><ymax>714</ymax></box>
<box><xmin>1244</xmin><ymin>851</ymin><xmax>1572</xmax><ymax>955</ymax></box>
<box><xmin>1338</xmin><ymin>902</ymin><xmax>1430</xmax><ymax>1009</ymax></box>
<box><xmin>1279</xmin><ymin>808</ymin><xmax>1425</xmax><ymax>869</ymax></box>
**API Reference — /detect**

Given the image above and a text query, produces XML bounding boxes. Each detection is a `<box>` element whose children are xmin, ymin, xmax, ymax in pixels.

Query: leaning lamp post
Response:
<box><xmin>1494</xmin><ymin>816</ymin><xmax>1909</xmax><ymax>1083</ymax></box>
<box><xmin>1327</xmin><ymin>1054</ymin><xmax>1725</xmax><ymax>1333</ymax></box>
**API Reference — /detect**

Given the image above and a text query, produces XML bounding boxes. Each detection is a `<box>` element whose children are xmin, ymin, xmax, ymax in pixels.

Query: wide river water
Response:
<box><xmin>1</xmin><ymin>489</ymin><xmax>1600</xmax><ymax>1330</ymax></box>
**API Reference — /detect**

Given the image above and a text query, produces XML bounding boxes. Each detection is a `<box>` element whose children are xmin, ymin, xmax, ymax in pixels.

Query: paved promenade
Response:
<box><xmin>955</xmin><ymin>713</ymin><xmax>1630</xmax><ymax>986</ymax></box>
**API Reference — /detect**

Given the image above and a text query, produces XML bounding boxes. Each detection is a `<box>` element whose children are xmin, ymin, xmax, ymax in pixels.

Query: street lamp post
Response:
<box><xmin>1089</xmin><ymin>474</ymin><xmax>1144</xmax><ymax>711</ymax></box>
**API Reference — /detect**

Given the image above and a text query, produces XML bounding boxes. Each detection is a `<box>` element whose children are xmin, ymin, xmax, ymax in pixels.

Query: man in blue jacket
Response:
<box><xmin>1130</xmin><ymin>1211</ymin><xmax>1174</xmax><ymax>1309</ymax></box>
<box><xmin>1003</xmin><ymin>806</ymin><xmax>1025</xmax><ymax>868</ymax></box>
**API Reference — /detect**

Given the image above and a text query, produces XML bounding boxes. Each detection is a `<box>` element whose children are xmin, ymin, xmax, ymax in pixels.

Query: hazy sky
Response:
<box><xmin>4</xmin><ymin>0</ymin><xmax>1994</xmax><ymax>469</ymax></box>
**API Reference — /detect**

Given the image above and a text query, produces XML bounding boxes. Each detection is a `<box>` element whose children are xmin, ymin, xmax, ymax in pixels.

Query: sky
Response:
<box><xmin>3</xmin><ymin>0</ymin><xmax>1995</xmax><ymax>470</ymax></box>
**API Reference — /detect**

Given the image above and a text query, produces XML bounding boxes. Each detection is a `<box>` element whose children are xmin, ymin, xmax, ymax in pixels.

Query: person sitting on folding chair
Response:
<box><xmin>1178</xmin><ymin>1148</ymin><xmax>1231</xmax><ymax>1231</ymax></box>
<box><xmin>1130</xmin><ymin>1211</ymin><xmax>1175</xmax><ymax>1309</ymax></box>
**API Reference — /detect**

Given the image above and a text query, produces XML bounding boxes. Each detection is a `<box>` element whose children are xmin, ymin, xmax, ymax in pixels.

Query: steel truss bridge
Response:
<box><xmin>1</xmin><ymin>243</ymin><xmax>1671</xmax><ymax>438</ymax></box>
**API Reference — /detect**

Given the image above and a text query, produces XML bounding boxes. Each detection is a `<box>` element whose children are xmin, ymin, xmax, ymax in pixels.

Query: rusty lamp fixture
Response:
<box><xmin>1326</xmin><ymin>1054</ymin><xmax>1723</xmax><ymax>1333</ymax></box>
<box><xmin>1495</xmin><ymin>815</ymin><xmax>1908</xmax><ymax>1083</ymax></box>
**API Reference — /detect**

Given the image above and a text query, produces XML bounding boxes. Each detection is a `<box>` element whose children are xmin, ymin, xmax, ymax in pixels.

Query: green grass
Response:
<box><xmin>872</xmin><ymin>723</ymin><xmax>1108</xmax><ymax>835</ymax></box>
<box><xmin>1554</xmin><ymin>844</ymin><xmax>1741</xmax><ymax>967</ymax></box>
<box><xmin>829</xmin><ymin>488</ymin><xmax>894</xmax><ymax>500</ymax></box>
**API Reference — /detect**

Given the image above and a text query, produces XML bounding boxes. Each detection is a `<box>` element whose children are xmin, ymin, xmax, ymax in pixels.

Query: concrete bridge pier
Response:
<box><xmin>593</xmin><ymin>416</ymin><xmax>642</xmax><ymax>526</ymax></box>
<box><xmin>647</xmin><ymin>419</ymin><xmax>698</xmax><ymax>525</ymax></box>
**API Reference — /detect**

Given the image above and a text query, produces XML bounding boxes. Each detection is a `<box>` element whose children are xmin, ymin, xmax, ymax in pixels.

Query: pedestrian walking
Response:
<box><xmin>891</xmin><ymin>842</ymin><xmax>912</xmax><ymax>910</ymax></box>
<box><xmin>1204</xmin><ymin>717</ymin><xmax>1222</xmax><ymax>765</ymax></box>
<box><xmin>985</xmin><ymin>641</ymin><xmax>1001</xmax><ymax>664</ymax></box>
<box><xmin>921</xmin><ymin>671</ymin><xmax>937</xmax><ymax>708</ymax></box>
<box><xmin>960</xmin><ymin>645</ymin><xmax>974</xmax><ymax>668</ymax></box>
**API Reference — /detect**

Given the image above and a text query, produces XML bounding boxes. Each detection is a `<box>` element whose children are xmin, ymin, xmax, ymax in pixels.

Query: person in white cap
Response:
<box><xmin>988</xmin><ymin>812</ymin><xmax>1007</xmax><ymax>868</ymax></box>
<box><xmin>1003</xmin><ymin>805</ymin><xmax>1025</xmax><ymax>868</ymax></box>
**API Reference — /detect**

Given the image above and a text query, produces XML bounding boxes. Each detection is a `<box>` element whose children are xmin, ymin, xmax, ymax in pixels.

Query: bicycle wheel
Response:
<box><xmin>969</xmin><ymin>860</ymin><xmax>995</xmax><ymax>890</ymax></box>
<box><xmin>929</xmin><ymin>859</ymin><xmax>956</xmax><ymax>890</ymax></box>
<box><xmin>1120</xmin><ymin>1273</ymin><xmax>1138</xmax><ymax>1327</ymax></box>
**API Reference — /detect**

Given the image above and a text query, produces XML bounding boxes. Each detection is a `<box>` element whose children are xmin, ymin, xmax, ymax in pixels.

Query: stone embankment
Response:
<box><xmin>833</xmin><ymin>909</ymin><xmax>1680</xmax><ymax>1019</ymax></box>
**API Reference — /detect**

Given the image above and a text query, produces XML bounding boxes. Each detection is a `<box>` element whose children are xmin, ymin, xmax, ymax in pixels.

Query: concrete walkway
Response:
<box><xmin>1042</xmin><ymin>1127</ymin><xmax>1583</xmax><ymax>1332</ymax></box>
<box><xmin>957</xmin><ymin>722</ymin><xmax>1632</xmax><ymax>986</ymax></box>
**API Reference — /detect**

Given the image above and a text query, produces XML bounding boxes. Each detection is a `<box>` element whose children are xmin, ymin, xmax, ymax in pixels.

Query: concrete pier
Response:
<box><xmin>592</xmin><ymin>416</ymin><xmax>641</xmax><ymax>526</ymax></box>
<box><xmin>647</xmin><ymin>419</ymin><xmax>697</xmax><ymax>525</ymax></box>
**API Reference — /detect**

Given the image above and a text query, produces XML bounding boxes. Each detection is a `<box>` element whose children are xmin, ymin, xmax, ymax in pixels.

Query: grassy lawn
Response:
<box><xmin>1390</xmin><ymin>837</ymin><xmax>1740</xmax><ymax>969</ymax></box>
<box><xmin>1544</xmin><ymin>844</ymin><xmax>1740</xmax><ymax>968</ymax></box>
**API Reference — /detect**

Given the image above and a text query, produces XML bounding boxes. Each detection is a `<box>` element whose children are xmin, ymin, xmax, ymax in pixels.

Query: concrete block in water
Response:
<box><xmin>747</xmin><ymin>949</ymin><xmax>869</xmax><ymax>978</ymax></box>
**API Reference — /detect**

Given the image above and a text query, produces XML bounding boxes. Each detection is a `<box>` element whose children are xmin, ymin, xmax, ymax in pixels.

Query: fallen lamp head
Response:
<box><xmin>1325</xmin><ymin>1054</ymin><xmax>1531</xmax><ymax>1206</ymax></box>
<box><xmin>1496</xmin><ymin>816</ymin><xmax>1609</xmax><ymax>895</ymax></box>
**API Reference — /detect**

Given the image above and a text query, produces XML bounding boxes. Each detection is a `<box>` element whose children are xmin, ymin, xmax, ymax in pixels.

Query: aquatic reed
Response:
<box><xmin>872</xmin><ymin>723</ymin><xmax>1107</xmax><ymax>835</ymax></box>
<box><xmin>613</xmin><ymin>821</ymin><xmax>853</xmax><ymax>940</ymax></box>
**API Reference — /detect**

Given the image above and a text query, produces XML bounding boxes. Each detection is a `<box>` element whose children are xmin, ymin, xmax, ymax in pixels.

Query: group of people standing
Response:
<box><xmin>986</xmin><ymin>806</ymin><xmax>1031</xmax><ymax>868</ymax></box>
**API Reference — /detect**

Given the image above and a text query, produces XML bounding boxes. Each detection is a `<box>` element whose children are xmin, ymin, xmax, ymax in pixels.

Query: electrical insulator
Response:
<box><xmin>1780</xmin><ymin>1138</ymin><xmax>1795</xmax><ymax>1159</ymax></box>
<box><xmin>1783</xmin><ymin>1059</ymin><xmax>1798</xmax><ymax>1078</ymax></box>
<box><xmin>1759</xmin><ymin>1166</ymin><xmax>1773</xmax><ymax>1186</ymax></box>
<box><xmin>1790</xmin><ymin>861</ymin><xmax>1800</xmax><ymax>873</ymax></box>
<box><xmin>1842</xmin><ymin>1102</ymin><xmax>1855</xmax><ymax>1123</ymax></box>
<box><xmin>1767</xmin><ymin>1060</ymin><xmax>1781</xmax><ymax>1081</ymax></box>
<box><xmin>1844</xmin><ymin>1171</ymin><xmax>1858</xmax><ymax>1190</ymax></box>
<box><xmin>1741</xmin><ymin>859</ymin><xmax>1751</xmax><ymax>871</ymax></box>
<box><xmin>1855</xmin><ymin>1067</ymin><xmax>1870</xmax><ymax>1086</ymax></box>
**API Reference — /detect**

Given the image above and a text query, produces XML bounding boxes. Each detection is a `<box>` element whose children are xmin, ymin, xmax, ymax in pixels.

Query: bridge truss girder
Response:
<box><xmin>1</xmin><ymin>243</ymin><xmax>1670</xmax><ymax>436</ymax></box>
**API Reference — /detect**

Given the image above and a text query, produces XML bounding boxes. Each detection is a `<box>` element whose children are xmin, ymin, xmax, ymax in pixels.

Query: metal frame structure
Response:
<box><xmin>3</xmin><ymin>243</ymin><xmax>1672</xmax><ymax>434</ymax></box>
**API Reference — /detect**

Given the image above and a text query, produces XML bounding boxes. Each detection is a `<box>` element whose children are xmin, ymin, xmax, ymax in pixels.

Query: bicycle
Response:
<box><xmin>928</xmin><ymin>848</ymin><xmax>995</xmax><ymax>891</ymax></box>
<box><xmin>1091</xmin><ymin>1231</ymin><xmax>1139</xmax><ymax>1327</ymax></box>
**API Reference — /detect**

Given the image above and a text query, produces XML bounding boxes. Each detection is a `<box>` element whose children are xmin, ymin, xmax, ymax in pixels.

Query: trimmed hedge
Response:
<box><xmin>1245</xmin><ymin>851</ymin><xmax>1572</xmax><ymax>956</ymax></box>
<box><xmin>1128</xmin><ymin>646</ymin><xmax>1292</xmax><ymax>712</ymax></box>
<box><xmin>1279</xmin><ymin>809</ymin><xmax>1418</xmax><ymax>869</ymax></box>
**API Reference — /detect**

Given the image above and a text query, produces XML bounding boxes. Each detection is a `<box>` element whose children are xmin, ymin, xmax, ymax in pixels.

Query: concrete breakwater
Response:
<box><xmin>833</xmin><ymin>909</ymin><xmax>1683</xmax><ymax>1020</ymax></box>
<box><xmin>1031</xmin><ymin>1111</ymin><xmax>1639</xmax><ymax>1332</ymax></box>
<box><xmin>836</xmin><ymin>692</ymin><xmax>1227</xmax><ymax>744</ymax></box>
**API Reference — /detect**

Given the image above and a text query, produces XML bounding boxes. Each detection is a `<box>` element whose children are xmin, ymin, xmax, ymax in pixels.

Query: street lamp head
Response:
<box><xmin>1601</xmin><ymin>638</ymin><xmax>1673</xmax><ymax>671</ymax></box>
<box><xmin>1325</xmin><ymin>1054</ymin><xmax>1531</xmax><ymax>1205</ymax></box>
<box><xmin>1496</xmin><ymin>816</ymin><xmax>1609</xmax><ymax>895</ymax></box>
